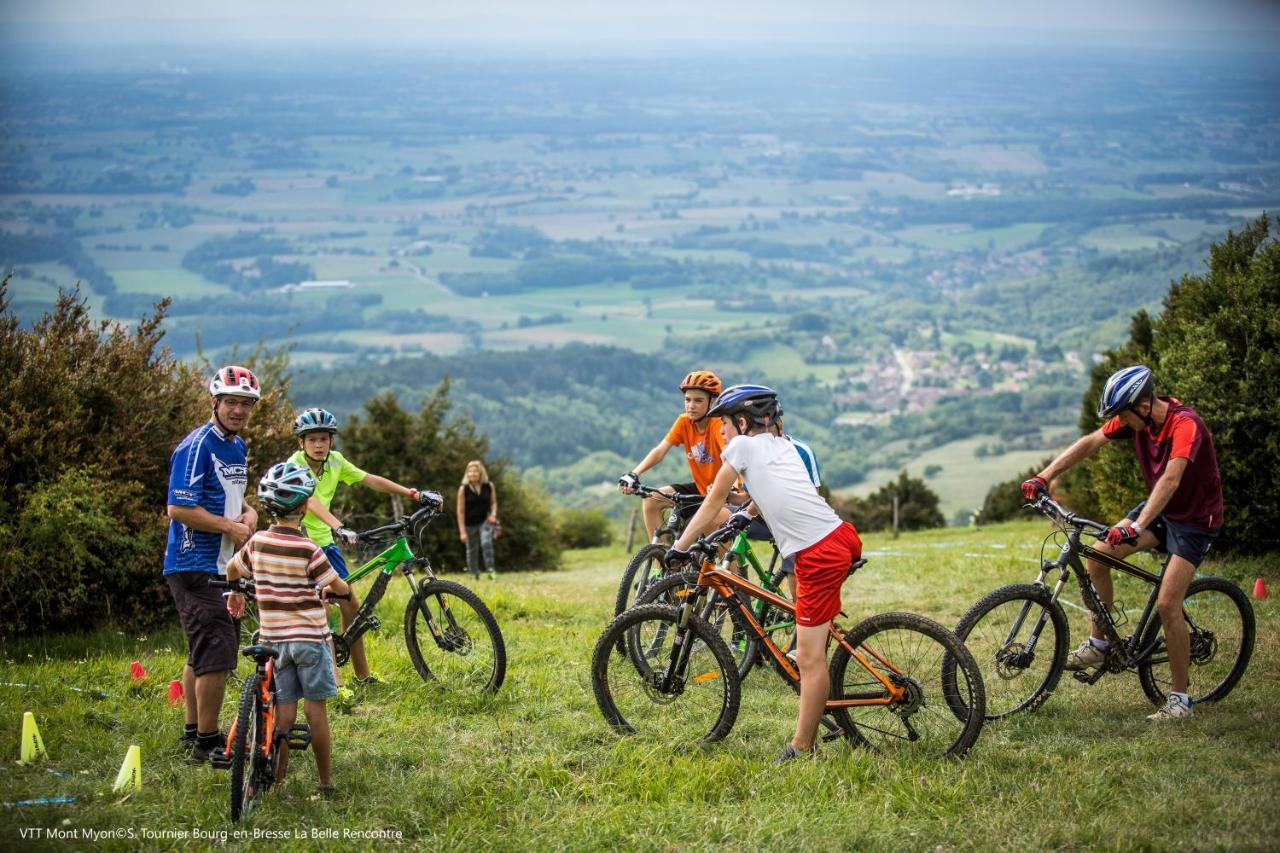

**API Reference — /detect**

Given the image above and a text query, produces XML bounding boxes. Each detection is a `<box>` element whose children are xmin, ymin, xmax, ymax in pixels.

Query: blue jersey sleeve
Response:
<box><xmin>167</xmin><ymin>438</ymin><xmax>206</xmax><ymax>507</ymax></box>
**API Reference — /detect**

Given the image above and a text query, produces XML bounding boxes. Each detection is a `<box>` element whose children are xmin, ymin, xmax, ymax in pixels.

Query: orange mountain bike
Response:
<box><xmin>591</xmin><ymin>517</ymin><xmax>987</xmax><ymax>757</ymax></box>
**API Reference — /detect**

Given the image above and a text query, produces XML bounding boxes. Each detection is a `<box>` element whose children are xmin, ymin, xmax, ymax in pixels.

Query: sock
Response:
<box><xmin>183</xmin><ymin>723</ymin><xmax>198</xmax><ymax>738</ymax></box>
<box><xmin>1088</xmin><ymin>637</ymin><xmax>1110</xmax><ymax>652</ymax></box>
<box><xmin>1171</xmin><ymin>691</ymin><xmax>1192</xmax><ymax>706</ymax></box>
<box><xmin>196</xmin><ymin>731</ymin><xmax>220</xmax><ymax>749</ymax></box>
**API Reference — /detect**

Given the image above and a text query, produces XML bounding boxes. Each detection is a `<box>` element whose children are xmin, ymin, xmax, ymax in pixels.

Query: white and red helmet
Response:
<box><xmin>208</xmin><ymin>365</ymin><xmax>261</xmax><ymax>400</ymax></box>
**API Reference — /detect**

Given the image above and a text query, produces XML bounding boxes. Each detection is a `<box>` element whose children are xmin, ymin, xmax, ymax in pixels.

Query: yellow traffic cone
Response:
<box><xmin>19</xmin><ymin>712</ymin><xmax>46</xmax><ymax>763</ymax></box>
<box><xmin>113</xmin><ymin>744</ymin><xmax>141</xmax><ymax>794</ymax></box>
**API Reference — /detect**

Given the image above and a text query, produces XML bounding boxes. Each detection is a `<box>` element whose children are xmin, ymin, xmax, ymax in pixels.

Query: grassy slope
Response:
<box><xmin>1</xmin><ymin>519</ymin><xmax>1276</xmax><ymax>850</ymax></box>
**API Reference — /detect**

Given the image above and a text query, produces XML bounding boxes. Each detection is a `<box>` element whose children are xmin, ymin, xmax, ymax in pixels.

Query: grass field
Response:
<box><xmin>2</xmin><ymin>519</ymin><xmax>1276</xmax><ymax>850</ymax></box>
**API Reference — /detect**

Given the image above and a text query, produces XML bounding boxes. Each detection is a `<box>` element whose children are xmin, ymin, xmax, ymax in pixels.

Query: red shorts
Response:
<box><xmin>793</xmin><ymin>522</ymin><xmax>862</xmax><ymax>627</ymax></box>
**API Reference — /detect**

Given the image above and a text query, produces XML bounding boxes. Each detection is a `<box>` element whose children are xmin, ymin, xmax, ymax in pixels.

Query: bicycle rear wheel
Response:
<box><xmin>635</xmin><ymin>572</ymin><xmax>760</xmax><ymax>681</ymax></box>
<box><xmin>950</xmin><ymin>584</ymin><xmax>1069</xmax><ymax>719</ymax></box>
<box><xmin>404</xmin><ymin>579</ymin><xmax>506</xmax><ymax>694</ymax></box>
<box><xmin>229</xmin><ymin>674</ymin><xmax>262</xmax><ymax>823</ymax></box>
<box><xmin>829</xmin><ymin>612</ymin><xmax>986</xmax><ymax>758</ymax></box>
<box><xmin>592</xmin><ymin>603</ymin><xmax>740</xmax><ymax>742</ymax></box>
<box><xmin>1137</xmin><ymin>576</ymin><xmax>1255</xmax><ymax>706</ymax></box>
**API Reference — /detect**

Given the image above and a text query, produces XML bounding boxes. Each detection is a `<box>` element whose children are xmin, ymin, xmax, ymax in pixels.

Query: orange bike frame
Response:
<box><xmin>691</xmin><ymin>559</ymin><xmax>907</xmax><ymax>707</ymax></box>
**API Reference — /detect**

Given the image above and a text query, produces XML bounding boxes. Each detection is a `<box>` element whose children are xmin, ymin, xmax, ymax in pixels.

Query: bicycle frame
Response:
<box><xmin>666</xmin><ymin>558</ymin><xmax>907</xmax><ymax>709</ymax></box>
<box><xmin>721</xmin><ymin>532</ymin><xmax>792</xmax><ymax>635</ymax></box>
<box><xmin>1004</xmin><ymin>502</ymin><xmax>1172</xmax><ymax>677</ymax></box>
<box><xmin>222</xmin><ymin>656</ymin><xmax>278</xmax><ymax>768</ymax></box>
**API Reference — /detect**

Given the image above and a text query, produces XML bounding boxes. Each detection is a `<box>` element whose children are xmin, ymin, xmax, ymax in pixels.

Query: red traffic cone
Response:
<box><xmin>167</xmin><ymin>679</ymin><xmax>184</xmax><ymax>706</ymax></box>
<box><xmin>1253</xmin><ymin>578</ymin><xmax>1269</xmax><ymax>599</ymax></box>
<box><xmin>129</xmin><ymin>661</ymin><xmax>146</xmax><ymax>682</ymax></box>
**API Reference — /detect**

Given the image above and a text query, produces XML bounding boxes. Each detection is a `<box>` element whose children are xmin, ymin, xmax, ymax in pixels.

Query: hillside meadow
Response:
<box><xmin>1</xmin><ymin>519</ymin><xmax>1276</xmax><ymax>850</ymax></box>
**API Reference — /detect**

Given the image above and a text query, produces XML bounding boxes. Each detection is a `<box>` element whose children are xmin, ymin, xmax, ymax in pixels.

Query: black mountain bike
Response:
<box><xmin>949</xmin><ymin>495</ymin><xmax>1255</xmax><ymax>720</ymax></box>
<box><xmin>613</xmin><ymin>483</ymin><xmax>705</xmax><ymax>619</ymax></box>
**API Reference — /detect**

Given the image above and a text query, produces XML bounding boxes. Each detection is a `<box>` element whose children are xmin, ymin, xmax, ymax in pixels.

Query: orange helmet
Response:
<box><xmin>680</xmin><ymin>370</ymin><xmax>722</xmax><ymax>397</ymax></box>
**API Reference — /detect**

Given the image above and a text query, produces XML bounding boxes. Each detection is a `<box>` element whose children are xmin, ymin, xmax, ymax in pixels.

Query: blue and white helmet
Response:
<box><xmin>708</xmin><ymin>384</ymin><xmax>780</xmax><ymax>424</ymax></box>
<box><xmin>257</xmin><ymin>461</ymin><xmax>317</xmax><ymax>514</ymax></box>
<box><xmin>293</xmin><ymin>407</ymin><xmax>338</xmax><ymax>436</ymax></box>
<box><xmin>1097</xmin><ymin>365</ymin><xmax>1155</xmax><ymax>419</ymax></box>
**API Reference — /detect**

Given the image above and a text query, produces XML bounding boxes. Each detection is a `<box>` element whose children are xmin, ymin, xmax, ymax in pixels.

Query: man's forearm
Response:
<box><xmin>1040</xmin><ymin>431</ymin><xmax>1106</xmax><ymax>482</ymax></box>
<box><xmin>168</xmin><ymin>505</ymin><xmax>229</xmax><ymax>535</ymax></box>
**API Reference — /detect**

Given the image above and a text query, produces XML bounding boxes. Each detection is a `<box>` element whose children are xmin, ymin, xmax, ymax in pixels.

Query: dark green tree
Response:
<box><xmin>335</xmin><ymin>384</ymin><xmax>562</xmax><ymax>572</ymax></box>
<box><xmin>833</xmin><ymin>470</ymin><xmax>945</xmax><ymax>533</ymax></box>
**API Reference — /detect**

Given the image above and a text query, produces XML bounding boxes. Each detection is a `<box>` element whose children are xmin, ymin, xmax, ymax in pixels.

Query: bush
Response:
<box><xmin>556</xmin><ymin>507</ymin><xmax>615</xmax><ymax>549</ymax></box>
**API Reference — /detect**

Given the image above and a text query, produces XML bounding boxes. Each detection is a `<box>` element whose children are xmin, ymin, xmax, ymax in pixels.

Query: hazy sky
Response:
<box><xmin>2</xmin><ymin>0</ymin><xmax>1279</xmax><ymax>47</ymax></box>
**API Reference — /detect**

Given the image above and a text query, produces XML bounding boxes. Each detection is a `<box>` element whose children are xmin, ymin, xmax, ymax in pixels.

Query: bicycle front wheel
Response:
<box><xmin>1137</xmin><ymin>576</ymin><xmax>1255</xmax><ymax>706</ymax></box>
<box><xmin>404</xmin><ymin>580</ymin><xmax>507</xmax><ymax>694</ymax></box>
<box><xmin>951</xmin><ymin>583</ymin><xmax>1069</xmax><ymax>719</ymax></box>
<box><xmin>829</xmin><ymin>612</ymin><xmax>986</xmax><ymax>758</ymax></box>
<box><xmin>592</xmin><ymin>603</ymin><xmax>740</xmax><ymax>742</ymax></box>
<box><xmin>635</xmin><ymin>572</ymin><xmax>760</xmax><ymax>682</ymax></box>
<box><xmin>229</xmin><ymin>674</ymin><xmax>262</xmax><ymax>823</ymax></box>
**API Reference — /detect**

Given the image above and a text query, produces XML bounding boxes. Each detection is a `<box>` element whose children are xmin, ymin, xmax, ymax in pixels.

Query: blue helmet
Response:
<box><xmin>257</xmin><ymin>461</ymin><xmax>316</xmax><ymax>515</ymax></box>
<box><xmin>1097</xmin><ymin>365</ymin><xmax>1155</xmax><ymax>419</ymax></box>
<box><xmin>709</xmin><ymin>384</ymin><xmax>780</xmax><ymax>425</ymax></box>
<box><xmin>293</xmin><ymin>407</ymin><xmax>338</xmax><ymax>436</ymax></box>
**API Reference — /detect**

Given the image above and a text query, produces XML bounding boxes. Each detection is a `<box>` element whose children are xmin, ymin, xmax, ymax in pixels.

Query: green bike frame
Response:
<box><xmin>722</xmin><ymin>532</ymin><xmax>794</xmax><ymax>638</ymax></box>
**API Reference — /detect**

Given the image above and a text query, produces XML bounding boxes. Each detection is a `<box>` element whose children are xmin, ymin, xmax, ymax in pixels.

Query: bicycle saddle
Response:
<box><xmin>241</xmin><ymin>645</ymin><xmax>281</xmax><ymax>662</ymax></box>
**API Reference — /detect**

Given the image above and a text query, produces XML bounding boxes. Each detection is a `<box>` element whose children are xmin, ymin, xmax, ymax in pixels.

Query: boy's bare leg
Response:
<box><xmin>642</xmin><ymin>495</ymin><xmax>668</xmax><ymax>541</ymax></box>
<box><xmin>791</xmin><ymin>623</ymin><xmax>830</xmax><ymax>750</ymax></box>
<box><xmin>274</xmin><ymin>703</ymin><xmax>297</xmax><ymax>783</ymax></box>
<box><xmin>304</xmin><ymin>699</ymin><xmax>334</xmax><ymax>787</ymax></box>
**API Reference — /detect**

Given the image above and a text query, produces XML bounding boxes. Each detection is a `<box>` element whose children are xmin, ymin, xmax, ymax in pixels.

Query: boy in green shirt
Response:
<box><xmin>290</xmin><ymin>408</ymin><xmax>441</xmax><ymax>683</ymax></box>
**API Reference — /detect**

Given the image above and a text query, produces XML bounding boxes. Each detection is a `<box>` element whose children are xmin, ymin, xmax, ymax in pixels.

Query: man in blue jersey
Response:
<box><xmin>164</xmin><ymin>365</ymin><xmax>261</xmax><ymax>763</ymax></box>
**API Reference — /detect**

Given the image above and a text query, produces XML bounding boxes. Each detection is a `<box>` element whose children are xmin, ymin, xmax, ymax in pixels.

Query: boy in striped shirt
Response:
<box><xmin>226</xmin><ymin>461</ymin><xmax>350</xmax><ymax>794</ymax></box>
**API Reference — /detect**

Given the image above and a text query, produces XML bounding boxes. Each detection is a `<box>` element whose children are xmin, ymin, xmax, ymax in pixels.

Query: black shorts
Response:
<box><xmin>167</xmin><ymin>572</ymin><xmax>238</xmax><ymax>676</ymax></box>
<box><xmin>666</xmin><ymin>482</ymin><xmax>704</xmax><ymax>521</ymax></box>
<box><xmin>1126</xmin><ymin>502</ymin><xmax>1220</xmax><ymax>568</ymax></box>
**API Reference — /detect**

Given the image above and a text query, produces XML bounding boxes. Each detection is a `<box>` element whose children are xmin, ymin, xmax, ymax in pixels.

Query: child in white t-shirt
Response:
<box><xmin>666</xmin><ymin>384</ymin><xmax>862</xmax><ymax>764</ymax></box>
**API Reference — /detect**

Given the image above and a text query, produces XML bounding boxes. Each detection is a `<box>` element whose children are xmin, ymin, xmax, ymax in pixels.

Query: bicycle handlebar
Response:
<box><xmin>624</xmin><ymin>482</ymin><xmax>705</xmax><ymax>507</ymax></box>
<box><xmin>208</xmin><ymin>577</ymin><xmax>255</xmax><ymax>594</ymax></box>
<box><xmin>1029</xmin><ymin>495</ymin><xmax>1109</xmax><ymax>536</ymax></box>
<box><xmin>687</xmin><ymin>509</ymin><xmax>755</xmax><ymax>560</ymax></box>
<box><xmin>357</xmin><ymin>502</ymin><xmax>441</xmax><ymax>542</ymax></box>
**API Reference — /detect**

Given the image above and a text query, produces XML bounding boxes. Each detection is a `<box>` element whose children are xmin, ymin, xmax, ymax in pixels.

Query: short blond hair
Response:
<box><xmin>462</xmin><ymin>460</ymin><xmax>490</xmax><ymax>486</ymax></box>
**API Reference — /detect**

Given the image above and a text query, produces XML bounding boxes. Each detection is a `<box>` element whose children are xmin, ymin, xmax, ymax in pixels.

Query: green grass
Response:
<box><xmin>2</xmin><ymin>520</ymin><xmax>1276</xmax><ymax>849</ymax></box>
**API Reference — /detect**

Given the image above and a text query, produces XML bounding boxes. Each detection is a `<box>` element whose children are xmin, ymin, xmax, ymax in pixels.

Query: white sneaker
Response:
<box><xmin>1063</xmin><ymin>640</ymin><xmax>1107</xmax><ymax>671</ymax></box>
<box><xmin>1147</xmin><ymin>694</ymin><xmax>1194</xmax><ymax>721</ymax></box>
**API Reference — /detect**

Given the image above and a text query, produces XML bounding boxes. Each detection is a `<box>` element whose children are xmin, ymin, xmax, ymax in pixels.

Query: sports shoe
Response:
<box><xmin>1063</xmin><ymin>640</ymin><xmax>1107</xmax><ymax>671</ymax></box>
<box><xmin>335</xmin><ymin>687</ymin><xmax>356</xmax><ymax>707</ymax></box>
<box><xmin>179</xmin><ymin>729</ymin><xmax>197</xmax><ymax>750</ymax></box>
<box><xmin>353</xmin><ymin>673</ymin><xmax>383</xmax><ymax>687</ymax></box>
<box><xmin>487</xmin><ymin>570</ymin><xmax>497</xmax><ymax>580</ymax></box>
<box><xmin>1147</xmin><ymin>694</ymin><xmax>1194</xmax><ymax>721</ymax></box>
<box><xmin>188</xmin><ymin>736</ymin><xmax>230</xmax><ymax>768</ymax></box>
<box><xmin>773</xmin><ymin>742</ymin><xmax>817</xmax><ymax>765</ymax></box>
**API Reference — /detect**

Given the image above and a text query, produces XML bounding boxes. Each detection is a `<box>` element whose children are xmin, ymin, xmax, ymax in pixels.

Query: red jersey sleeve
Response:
<box><xmin>1102</xmin><ymin>416</ymin><xmax>1132</xmax><ymax>440</ymax></box>
<box><xmin>1168</xmin><ymin>413</ymin><xmax>1200</xmax><ymax>462</ymax></box>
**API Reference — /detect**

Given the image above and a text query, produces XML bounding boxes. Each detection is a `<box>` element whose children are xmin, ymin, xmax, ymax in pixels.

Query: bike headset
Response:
<box><xmin>208</xmin><ymin>365</ymin><xmax>261</xmax><ymax>436</ymax></box>
<box><xmin>1097</xmin><ymin>364</ymin><xmax>1156</xmax><ymax>428</ymax></box>
<box><xmin>679</xmin><ymin>370</ymin><xmax>722</xmax><ymax>426</ymax></box>
<box><xmin>293</xmin><ymin>407</ymin><xmax>340</xmax><ymax>474</ymax></box>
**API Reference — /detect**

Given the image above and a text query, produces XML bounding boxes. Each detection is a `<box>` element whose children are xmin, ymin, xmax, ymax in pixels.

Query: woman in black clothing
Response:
<box><xmin>457</xmin><ymin>460</ymin><xmax>498</xmax><ymax>579</ymax></box>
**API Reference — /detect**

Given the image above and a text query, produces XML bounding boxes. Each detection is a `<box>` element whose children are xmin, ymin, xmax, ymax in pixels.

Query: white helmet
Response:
<box><xmin>208</xmin><ymin>365</ymin><xmax>261</xmax><ymax>400</ymax></box>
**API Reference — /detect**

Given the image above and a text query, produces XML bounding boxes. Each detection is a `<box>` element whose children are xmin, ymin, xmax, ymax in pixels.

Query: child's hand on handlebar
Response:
<box><xmin>226</xmin><ymin>592</ymin><xmax>246</xmax><ymax>619</ymax></box>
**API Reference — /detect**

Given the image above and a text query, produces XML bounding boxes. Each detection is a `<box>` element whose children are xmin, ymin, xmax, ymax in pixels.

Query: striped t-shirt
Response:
<box><xmin>227</xmin><ymin>526</ymin><xmax>340</xmax><ymax>643</ymax></box>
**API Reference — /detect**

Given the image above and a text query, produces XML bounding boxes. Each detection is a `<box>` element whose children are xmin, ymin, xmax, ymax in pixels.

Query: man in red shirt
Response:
<box><xmin>1022</xmin><ymin>365</ymin><xmax>1223</xmax><ymax>721</ymax></box>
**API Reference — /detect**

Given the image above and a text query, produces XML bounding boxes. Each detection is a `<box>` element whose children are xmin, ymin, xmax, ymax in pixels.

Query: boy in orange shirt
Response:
<box><xmin>618</xmin><ymin>370</ymin><xmax>733</xmax><ymax>538</ymax></box>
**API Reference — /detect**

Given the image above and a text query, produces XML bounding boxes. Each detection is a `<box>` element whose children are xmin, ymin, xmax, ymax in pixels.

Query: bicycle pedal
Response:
<box><xmin>1071</xmin><ymin>669</ymin><xmax>1104</xmax><ymax>685</ymax></box>
<box><xmin>285</xmin><ymin>724</ymin><xmax>312</xmax><ymax>751</ymax></box>
<box><xmin>209</xmin><ymin>749</ymin><xmax>233</xmax><ymax>769</ymax></box>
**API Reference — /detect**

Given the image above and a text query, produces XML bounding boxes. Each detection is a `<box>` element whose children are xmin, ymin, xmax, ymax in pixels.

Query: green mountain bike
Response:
<box><xmin>342</xmin><ymin>497</ymin><xmax>506</xmax><ymax>694</ymax></box>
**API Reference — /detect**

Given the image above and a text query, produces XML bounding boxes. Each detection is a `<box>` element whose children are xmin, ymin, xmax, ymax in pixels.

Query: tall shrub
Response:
<box><xmin>335</xmin><ymin>383</ymin><xmax>562</xmax><ymax>572</ymax></box>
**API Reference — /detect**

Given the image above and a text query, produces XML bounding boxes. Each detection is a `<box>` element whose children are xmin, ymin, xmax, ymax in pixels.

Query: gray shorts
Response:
<box><xmin>266</xmin><ymin>640</ymin><xmax>338</xmax><ymax>704</ymax></box>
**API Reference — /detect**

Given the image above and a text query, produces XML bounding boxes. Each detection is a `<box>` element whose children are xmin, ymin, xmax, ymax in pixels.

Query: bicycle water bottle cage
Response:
<box><xmin>847</xmin><ymin>559</ymin><xmax>868</xmax><ymax>578</ymax></box>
